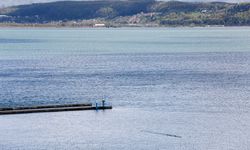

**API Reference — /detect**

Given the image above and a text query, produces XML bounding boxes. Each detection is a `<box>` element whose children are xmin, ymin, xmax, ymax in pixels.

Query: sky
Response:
<box><xmin>0</xmin><ymin>0</ymin><xmax>249</xmax><ymax>7</ymax></box>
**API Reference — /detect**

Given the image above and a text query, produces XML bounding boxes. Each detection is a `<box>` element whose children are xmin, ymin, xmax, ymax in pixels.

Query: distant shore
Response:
<box><xmin>1</xmin><ymin>23</ymin><xmax>249</xmax><ymax>28</ymax></box>
<box><xmin>1</xmin><ymin>1</ymin><xmax>250</xmax><ymax>28</ymax></box>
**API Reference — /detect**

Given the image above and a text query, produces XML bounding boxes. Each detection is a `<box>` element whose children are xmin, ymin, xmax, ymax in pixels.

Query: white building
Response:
<box><xmin>93</xmin><ymin>23</ymin><xmax>105</xmax><ymax>27</ymax></box>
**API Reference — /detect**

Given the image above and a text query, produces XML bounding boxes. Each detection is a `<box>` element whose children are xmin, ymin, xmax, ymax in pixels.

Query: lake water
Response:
<box><xmin>0</xmin><ymin>27</ymin><xmax>250</xmax><ymax>149</ymax></box>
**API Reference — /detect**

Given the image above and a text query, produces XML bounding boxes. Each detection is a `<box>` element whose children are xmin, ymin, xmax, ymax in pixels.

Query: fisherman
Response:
<box><xmin>102</xmin><ymin>99</ymin><xmax>105</xmax><ymax>108</ymax></box>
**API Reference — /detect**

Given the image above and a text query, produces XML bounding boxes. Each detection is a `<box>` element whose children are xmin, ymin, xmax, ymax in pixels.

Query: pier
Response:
<box><xmin>0</xmin><ymin>103</ymin><xmax>112</xmax><ymax>115</ymax></box>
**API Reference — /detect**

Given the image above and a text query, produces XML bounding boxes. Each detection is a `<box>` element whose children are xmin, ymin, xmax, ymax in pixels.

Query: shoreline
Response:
<box><xmin>0</xmin><ymin>24</ymin><xmax>250</xmax><ymax>29</ymax></box>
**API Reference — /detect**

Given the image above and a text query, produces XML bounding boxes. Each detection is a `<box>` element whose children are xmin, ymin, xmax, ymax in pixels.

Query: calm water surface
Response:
<box><xmin>0</xmin><ymin>27</ymin><xmax>250</xmax><ymax>149</ymax></box>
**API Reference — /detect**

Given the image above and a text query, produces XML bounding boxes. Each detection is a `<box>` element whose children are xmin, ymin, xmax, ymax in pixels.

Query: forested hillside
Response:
<box><xmin>0</xmin><ymin>0</ymin><xmax>250</xmax><ymax>26</ymax></box>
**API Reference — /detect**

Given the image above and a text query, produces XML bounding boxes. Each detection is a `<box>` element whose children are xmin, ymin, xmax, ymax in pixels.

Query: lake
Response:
<box><xmin>0</xmin><ymin>27</ymin><xmax>250</xmax><ymax>149</ymax></box>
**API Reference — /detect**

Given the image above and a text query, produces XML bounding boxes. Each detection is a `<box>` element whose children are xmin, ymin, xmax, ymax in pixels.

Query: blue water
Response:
<box><xmin>1</xmin><ymin>28</ymin><xmax>250</xmax><ymax>111</ymax></box>
<box><xmin>1</xmin><ymin>27</ymin><xmax>250</xmax><ymax>149</ymax></box>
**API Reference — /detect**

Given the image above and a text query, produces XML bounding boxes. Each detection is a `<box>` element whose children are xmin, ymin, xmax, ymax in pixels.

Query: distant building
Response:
<box><xmin>201</xmin><ymin>9</ymin><xmax>208</xmax><ymax>13</ymax></box>
<box><xmin>93</xmin><ymin>23</ymin><xmax>105</xmax><ymax>27</ymax></box>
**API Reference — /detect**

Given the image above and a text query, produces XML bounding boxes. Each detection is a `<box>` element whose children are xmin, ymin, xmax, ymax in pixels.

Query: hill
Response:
<box><xmin>0</xmin><ymin>0</ymin><xmax>250</xmax><ymax>26</ymax></box>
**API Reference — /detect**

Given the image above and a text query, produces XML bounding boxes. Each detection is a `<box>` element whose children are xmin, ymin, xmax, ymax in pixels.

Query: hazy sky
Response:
<box><xmin>0</xmin><ymin>0</ymin><xmax>249</xmax><ymax>7</ymax></box>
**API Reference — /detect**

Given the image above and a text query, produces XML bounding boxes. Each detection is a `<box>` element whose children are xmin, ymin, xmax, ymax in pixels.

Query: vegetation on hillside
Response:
<box><xmin>0</xmin><ymin>0</ymin><xmax>250</xmax><ymax>26</ymax></box>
